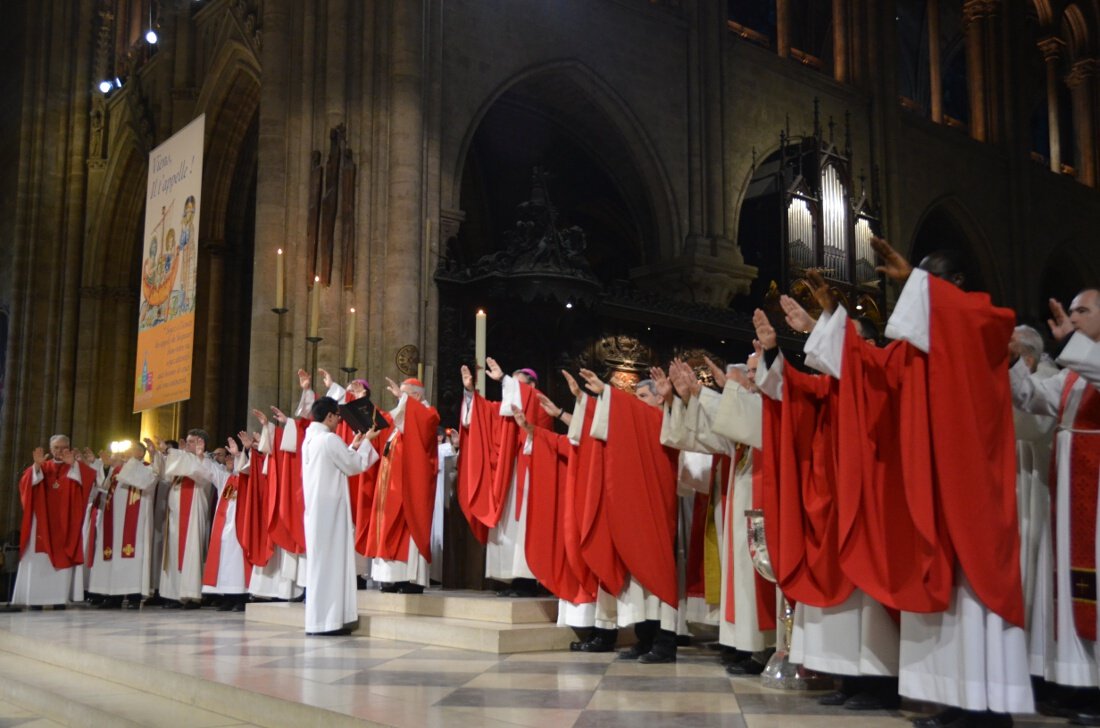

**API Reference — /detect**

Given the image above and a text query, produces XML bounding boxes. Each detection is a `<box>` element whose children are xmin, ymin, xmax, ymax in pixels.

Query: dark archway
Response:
<box><xmin>908</xmin><ymin>201</ymin><xmax>996</xmax><ymax>297</ymax></box>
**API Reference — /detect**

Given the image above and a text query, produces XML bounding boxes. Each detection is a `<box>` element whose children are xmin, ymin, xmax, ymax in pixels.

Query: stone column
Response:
<box><xmin>833</xmin><ymin>0</ymin><xmax>848</xmax><ymax>83</ymax></box>
<box><xmin>383</xmin><ymin>0</ymin><xmax>426</xmax><ymax>367</ymax></box>
<box><xmin>776</xmin><ymin>0</ymin><xmax>790</xmax><ymax>58</ymax></box>
<box><xmin>201</xmin><ymin>241</ymin><xmax>225</xmax><ymax>429</ymax></box>
<box><xmin>963</xmin><ymin>0</ymin><xmax>989</xmax><ymax>140</ymax></box>
<box><xmin>1038</xmin><ymin>37</ymin><xmax>1065</xmax><ymax>172</ymax></box>
<box><xmin>1066</xmin><ymin>59</ymin><xmax>1097</xmax><ymax>187</ymax></box>
<box><xmin>928</xmin><ymin>0</ymin><xmax>943</xmax><ymax>122</ymax></box>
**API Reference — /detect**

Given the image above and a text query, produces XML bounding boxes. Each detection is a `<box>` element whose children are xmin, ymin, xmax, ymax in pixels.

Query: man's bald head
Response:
<box><xmin>1069</xmin><ymin>288</ymin><xmax>1100</xmax><ymax>342</ymax></box>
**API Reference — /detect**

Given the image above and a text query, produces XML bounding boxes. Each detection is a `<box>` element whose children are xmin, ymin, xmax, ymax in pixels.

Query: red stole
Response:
<box><xmin>176</xmin><ymin>477</ymin><xmax>197</xmax><ymax>571</ymax></box>
<box><xmin>601</xmin><ymin>389</ymin><xmax>680</xmax><ymax>606</ymax></box>
<box><xmin>926</xmin><ymin>277</ymin><xmax>1024</xmax><ymax>627</ymax></box>
<box><xmin>1057</xmin><ymin>371</ymin><xmax>1100</xmax><ymax>639</ymax></box>
<box><xmin>120</xmin><ymin>482</ymin><xmax>143</xmax><ymax>559</ymax></box>
<box><xmin>19</xmin><ymin>460</ymin><xmax>93</xmax><ymax>569</ymax></box>
<box><xmin>561</xmin><ymin>398</ymin><xmax>599</xmax><ymax>601</ymax></box>
<box><xmin>363</xmin><ymin>398</ymin><xmax>440</xmax><ymax>561</ymax></box>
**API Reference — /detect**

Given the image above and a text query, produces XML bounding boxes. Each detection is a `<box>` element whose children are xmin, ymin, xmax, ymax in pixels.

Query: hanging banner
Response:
<box><xmin>133</xmin><ymin>114</ymin><xmax>204</xmax><ymax>413</ymax></box>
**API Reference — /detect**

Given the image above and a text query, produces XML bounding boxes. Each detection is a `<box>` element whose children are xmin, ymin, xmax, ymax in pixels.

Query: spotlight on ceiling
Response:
<box><xmin>145</xmin><ymin>29</ymin><xmax>158</xmax><ymax>44</ymax></box>
<box><xmin>114</xmin><ymin>76</ymin><xmax>123</xmax><ymax>88</ymax></box>
<box><xmin>97</xmin><ymin>80</ymin><xmax>113</xmax><ymax>94</ymax></box>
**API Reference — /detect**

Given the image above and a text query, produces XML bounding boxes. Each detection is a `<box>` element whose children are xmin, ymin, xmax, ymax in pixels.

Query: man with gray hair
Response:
<box><xmin>12</xmin><ymin>435</ymin><xmax>97</xmax><ymax>607</ymax></box>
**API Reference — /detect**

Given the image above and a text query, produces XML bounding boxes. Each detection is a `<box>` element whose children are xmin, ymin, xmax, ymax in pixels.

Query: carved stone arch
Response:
<box><xmin>1063</xmin><ymin>3</ymin><xmax>1095</xmax><ymax>59</ymax></box>
<box><xmin>448</xmin><ymin>59</ymin><xmax>680</xmax><ymax>264</ymax></box>
<box><xmin>193</xmin><ymin>39</ymin><xmax>261</xmax><ymax>248</ymax></box>
<box><xmin>907</xmin><ymin>196</ymin><xmax>1004</xmax><ymax>301</ymax></box>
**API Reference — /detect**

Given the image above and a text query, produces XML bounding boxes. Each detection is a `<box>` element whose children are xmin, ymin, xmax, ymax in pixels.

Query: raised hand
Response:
<box><xmin>297</xmin><ymin>368</ymin><xmax>311</xmax><ymax>391</ymax></box>
<box><xmin>32</xmin><ymin>447</ymin><xmax>45</xmax><ymax>469</ymax></box>
<box><xmin>385</xmin><ymin>376</ymin><xmax>401</xmax><ymax>399</ymax></box>
<box><xmin>1047</xmin><ymin>298</ymin><xmax>1074</xmax><ymax>341</ymax></box>
<box><xmin>81</xmin><ymin>447</ymin><xmax>96</xmax><ymax>464</ymax></box>
<box><xmin>536</xmin><ymin>392</ymin><xmax>562</xmax><ymax>418</ymax></box>
<box><xmin>511</xmin><ymin>405</ymin><xmax>535</xmax><ymax>434</ymax></box>
<box><xmin>460</xmin><ymin>364</ymin><xmax>474</xmax><ymax>392</ymax></box>
<box><xmin>752</xmin><ymin>309</ymin><xmax>777</xmax><ymax>350</ymax></box>
<box><xmin>364</xmin><ymin>425</ymin><xmax>381</xmax><ymax>442</ymax></box>
<box><xmin>251</xmin><ymin>408</ymin><xmax>268</xmax><ymax>427</ymax></box>
<box><xmin>780</xmin><ymin>294</ymin><xmax>816</xmax><ymax>333</ymax></box>
<box><xmin>561</xmin><ymin>370</ymin><xmax>582</xmax><ymax>399</ymax></box>
<box><xmin>61</xmin><ymin>447</ymin><xmax>76</xmax><ymax>466</ymax></box>
<box><xmin>871</xmin><ymin>236</ymin><xmax>912</xmax><ymax>282</ymax></box>
<box><xmin>270</xmin><ymin>406</ymin><xmax>289</xmax><ymax>425</ymax></box>
<box><xmin>318</xmin><ymin>368</ymin><xmax>333</xmax><ymax>390</ymax></box>
<box><xmin>578</xmin><ymin>368</ymin><xmax>605</xmax><ymax>395</ymax></box>
<box><xmin>226</xmin><ymin>437</ymin><xmax>240</xmax><ymax>458</ymax></box>
<box><xmin>238</xmin><ymin>430</ymin><xmax>255</xmax><ymax>450</ymax></box>
<box><xmin>650</xmin><ymin>366</ymin><xmax>674</xmax><ymax>403</ymax></box>
<box><xmin>752</xmin><ymin>339</ymin><xmax>765</xmax><ymax>359</ymax></box>
<box><xmin>806</xmin><ymin>269</ymin><xmax>836</xmax><ymax>314</ymax></box>
<box><xmin>486</xmin><ymin>357</ymin><xmax>504</xmax><ymax>381</ymax></box>
<box><xmin>703</xmin><ymin>356</ymin><xmax>727</xmax><ymax>389</ymax></box>
<box><xmin>726</xmin><ymin>366</ymin><xmax>753</xmax><ymax>391</ymax></box>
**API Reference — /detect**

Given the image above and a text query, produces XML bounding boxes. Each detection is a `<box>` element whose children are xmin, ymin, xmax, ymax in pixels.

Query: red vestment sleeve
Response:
<box><xmin>271</xmin><ymin>420</ymin><xmax>309</xmax><ymax>554</ymax></box>
<box><xmin>602</xmin><ymin>389</ymin><xmax>680</xmax><ymax>606</ymax></box>
<box><xmin>525</xmin><ymin>427</ymin><xmax>591</xmax><ymax>603</ymax></box>
<box><xmin>354</xmin><ymin>410</ymin><xmax>393</xmax><ymax>555</ymax></box>
<box><xmin>579</xmin><ymin>430</ymin><xmax>627</xmax><ymax>597</ymax></box>
<box><xmin>774</xmin><ymin>364</ymin><xmax>853</xmax><ymax>608</ymax></box>
<box><xmin>456</xmin><ymin>392</ymin><xmax>499</xmax><ymax>543</ymax></box>
<box><xmin>927</xmin><ymin>277</ymin><xmax>1024</xmax><ymax>627</ymax></box>
<box><xmin>236</xmin><ymin>452</ymin><xmax>273</xmax><ymax>568</ymax></box>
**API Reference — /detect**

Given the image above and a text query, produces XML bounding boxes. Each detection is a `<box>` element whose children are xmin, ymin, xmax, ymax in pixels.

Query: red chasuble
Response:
<box><xmin>925</xmin><ymin>276</ymin><xmax>1024</xmax><ymax>628</ymax></box>
<box><xmin>19</xmin><ymin>459</ymin><xmax>94</xmax><ymax>569</ymax></box>
<box><xmin>353</xmin><ymin>410</ymin><xmax>394</xmax><ymax>556</ymax></box>
<box><xmin>580</xmin><ymin>427</ymin><xmax>628</xmax><ymax>597</ymax></box>
<box><xmin>362</xmin><ymin>397</ymin><xmax>440</xmax><ymax>561</ymax></box>
<box><xmin>457</xmin><ymin>383</ymin><xmax>554</xmax><ymax>538</ymax></box>
<box><xmin>236</xmin><ymin>449</ymin><xmax>273</xmax><ymax>569</ymax></box>
<box><xmin>601</xmin><ymin>388</ymin><xmax>680</xmax><ymax>606</ymax></box>
<box><xmin>270</xmin><ymin>420</ymin><xmax>309</xmax><ymax>555</ymax></box>
<box><xmin>525</xmin><ymin>427</ymin><xmax>593</xmax><ymax>603</ymax></box>
<box><xmin>835</xmin><ymin>323</ymin><xmax>952</xmax><ymax>615</ymax></box>
<box><xmin>767</xmin><ymin>364</ymin><xmax>853</xmax><ymax>608</ymax></box>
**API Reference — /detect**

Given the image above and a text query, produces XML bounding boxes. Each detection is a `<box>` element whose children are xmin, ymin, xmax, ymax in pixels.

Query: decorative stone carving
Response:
<box><xmin>631</xmin><ymin>235</ymin><xmax>757</xmax><ymax>307</ymax></box>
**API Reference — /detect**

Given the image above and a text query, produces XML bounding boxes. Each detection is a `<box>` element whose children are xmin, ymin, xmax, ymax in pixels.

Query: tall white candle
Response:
<box><xmin>274</xmin><ymin>248</ymin><xmax>285</xmax><ymax>310</ymax></box>
<box><xmin>309</xmin><ymin>276</ymin><xmax>321</xmax><ymax>338</ymax></box>
<box><xmin>475</xmin><ymin>309</ymin><xmax>486</xmax><ymax>395</ymax></box>
<box><xmin>345</xmin><ymin>307</ymin><xmax>356</xmax><ymax>368</ymax></box>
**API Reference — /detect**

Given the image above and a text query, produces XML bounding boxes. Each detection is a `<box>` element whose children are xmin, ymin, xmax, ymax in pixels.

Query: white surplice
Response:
<box><xmin>160</xmin><ymin>450</ymin><xmax>220</xmax><ymax>602</ymax></box>
<box><xmin>1010</xmin><ymin>331</ymin><xmax>1100</xmax><ymax>687</ymax></box>
<box><xmin>301</xmin><ymin>421</ymin><xmax>377</xmax><ymax>633</ymax></box>
<box><xmin>102</xmin><ymin>458</ymin><xmax>157</xmax><ymax>597</ymax></box>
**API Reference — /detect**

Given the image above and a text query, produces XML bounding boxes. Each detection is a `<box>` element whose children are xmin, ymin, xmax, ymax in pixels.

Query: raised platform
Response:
<box><xmin>245</xmin><ymin>589</ymin><xmax>576</xmax><ymax>654</ymax></box>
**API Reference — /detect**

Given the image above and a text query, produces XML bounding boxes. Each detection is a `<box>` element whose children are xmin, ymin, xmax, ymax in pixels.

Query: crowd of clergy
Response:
<box><xmin>11</xmin><ymin>236</ymin><xmax>1100</xmax><ymax>728</ymax></box>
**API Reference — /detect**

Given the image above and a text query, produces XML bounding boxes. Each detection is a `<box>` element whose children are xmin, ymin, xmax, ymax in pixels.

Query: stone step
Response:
<box><xmin>357</xmin><ymin>589</ymin><xmax>558</xmax><ymax>624</ymax></box>
<box><xmin>0</xmin><ymin>626</ymin><xmax>381</xmax><ymax>728</ymax></box>
<box><xmin>246</xmin><ymin>600</ymin><xmax>576</xmax><ymax>654</ymax></box>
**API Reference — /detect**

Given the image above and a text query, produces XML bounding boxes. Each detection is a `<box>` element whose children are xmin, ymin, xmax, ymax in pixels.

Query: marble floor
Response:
<box><xmin>0</xmin><ymin>607</ymin><xmax>1069</xmax><ymax>728</ymax></box>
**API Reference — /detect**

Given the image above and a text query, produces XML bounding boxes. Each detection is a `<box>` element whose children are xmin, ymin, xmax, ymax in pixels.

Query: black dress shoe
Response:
<box><xmin>1072</xmin><ymin>712</ymin><xmax>1100</xmax><ymax>726</ymax></box>
<box><xmin>725</xmin><ymin>657</ymin><xmax>768</xmax><ymax>676</ymax></box>
<box><xmin>124</xmin><ymin>600</ymin><xmax>141</xmax><ymax>610</ymax></box>
<box><xmin>306</xmin><ymin>628</ymin><xmax>351</xmax><ymax>636</ymax></box>
<box><xmin>617</xmin><ymin>643</ymin><xmax>650</xmax><ymax>661</ymax></box>
<box><xmin>844</xmin><ymin>691</ymin><xmax>901</xmax><ymax>711</ymax></box>
<box><xmin>638</xmin><ymin>650</ymin><xmax>676</xmax><ymax>664</ymax></box>
<box><xmin>818</xmin><ymin>690</ymin><xmax>852</xmax><ymax>706</ymax></box>
<box><xmin>182</xmin><ymin>600</ymin><xmax>201</xmax><ymax>610</ymax></box>
<box><xmin>216</xmin><ymin>601</ymin><xmax>235</xmax><ymax>612</ymax></box>
<box><xmin>911</xmin><ymin>708</ymin><xmax>1006</xmax><ymax>728</ymax></box>
<box><xmin>379</xmin><ymin>583</ymin><xmax>399</xmax><ymax>593</ymax></box>
<box><xmin>396</xmin><ymin>583</ymin><xmax>424</xmax><ymax>594</ymax></box>
<box><xmin>162</xmin><ymin>600</ymin><xmax>183</xmax><ymax>609</ymax></box>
